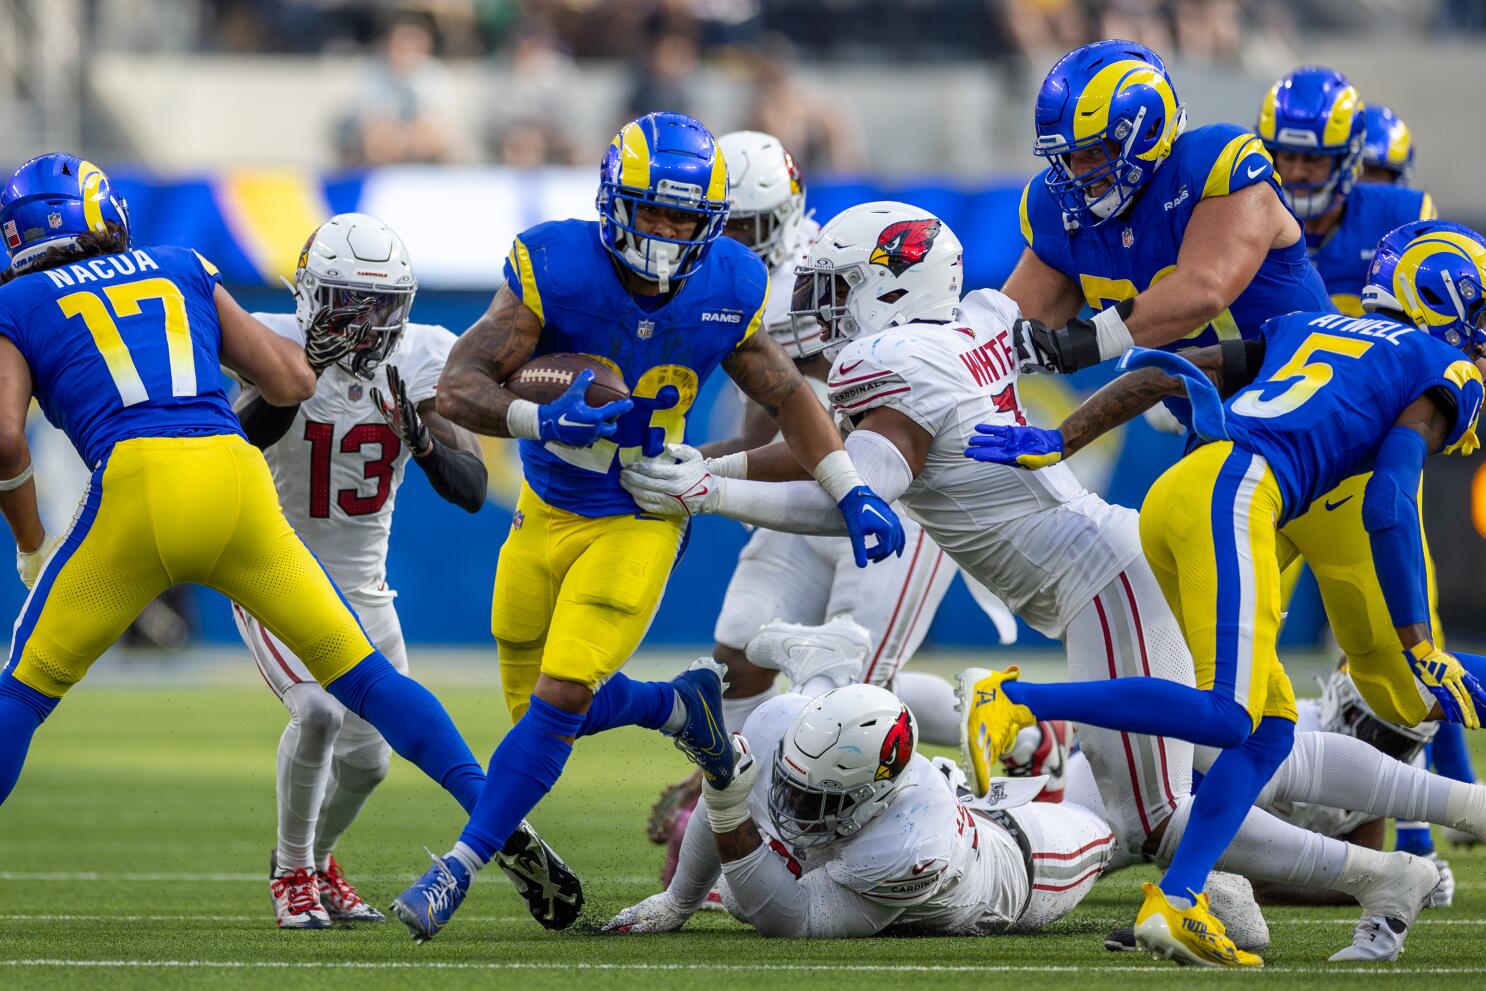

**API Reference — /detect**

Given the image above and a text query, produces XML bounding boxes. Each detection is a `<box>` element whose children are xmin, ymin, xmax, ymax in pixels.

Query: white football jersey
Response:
<box><xmin>245</xmin><ymin>312</ymin><xmax>456</xmax><ymax>593</ymax></box>
<box><xmin>826</xmin><ymin>288</ymin><xmax>1142</xmax><ymax>637</ymax></box>
<box><xmin>743</xmin><ymin>694</ymin><xmax>1027</xmax><ymax>935</ymax></box>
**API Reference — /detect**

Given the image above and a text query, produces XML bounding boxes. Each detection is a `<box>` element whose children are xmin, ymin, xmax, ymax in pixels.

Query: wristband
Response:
<box><xmin>706</xmin><ymin>451</ymin><xmax>748</xmax><ymax>479</ymax></box>
<box><xmin>0</xmin><ymin>463</ymin><xmax>34</xmax><ymax>491</ymax></box>
<box><xmin>811</xmin><ymin>449</ymin><xmax>863</xmax><ymax>503</ymax></box>
<box><xmin>506</xmin><ymin>399</ymin><xmax>541</xmax><ymax>440</ymax></box>
<box><xmin>1092</xmin><ymin>302</ymin><xmax>1135</xmax><ymax>363</ymax></box>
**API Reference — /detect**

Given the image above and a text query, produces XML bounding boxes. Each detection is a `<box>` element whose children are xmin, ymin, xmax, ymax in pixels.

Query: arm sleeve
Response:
<box><xmin>713</xmin><ymin>430</ymin><xmax>913</xmax><ymax>535</ymax></box>
<box><xmin>235</xmin><ymin>391</ymin><xmax>301</xmax><ymax>449</ymax></box>
<box><xmin>1361</xmin><ymin>425</ymin><xmax>1431</xmax><ymax>630</ymax></box>
<box><xmin>413</xmin><ymin>442</ymin><xmax>486</xmax><ymax>513</ymax></box>
<box><xmin>722</xmin><ymin>844</ymin><xmax>904</xmax><ymax>938</ymax></box>
<box><xmin>664</xmin><ymin>794</ymin><xmax>724</xmax><ymax>912</ymax></box>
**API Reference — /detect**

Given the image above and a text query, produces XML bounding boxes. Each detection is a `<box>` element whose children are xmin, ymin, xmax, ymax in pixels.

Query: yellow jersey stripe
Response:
<box><xmin>1202</xmin><ymin>134</ymin><xmax>1263</xmax><ymax>200</ymax></box>
<box><xmin>736</xmin><ymin>286</ymin><xmax>768</xmax><ymax>347</ymax></box>
<box><xmin>193</xmin><ymin>250</ymin><xmax>220</xmax><ymax>278</ymax></box>
<box><xmin>511</xmin><ymin>237</ymin><xmax>545</xmax><ymax>325</ymax></box>
<box><xmin>1019</xmin><ymin>182</ymin><xmax>1034</xmax><ymax>247</ymax></box>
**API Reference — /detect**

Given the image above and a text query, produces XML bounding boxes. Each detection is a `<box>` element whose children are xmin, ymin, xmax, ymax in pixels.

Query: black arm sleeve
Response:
<box><xmin>414</xmin><ymin>439</ymin><xmax>487</xmax><ymax>513</ymax></box>
<box><xmin>236</xmin><ymin>394</ymin><xmax>301</xmax><ymax>449</ymax></box>
<box><xmin>1218</xmin><ymin>338</ymin><xmax>1267</xmax><ymax>398</ymax></box>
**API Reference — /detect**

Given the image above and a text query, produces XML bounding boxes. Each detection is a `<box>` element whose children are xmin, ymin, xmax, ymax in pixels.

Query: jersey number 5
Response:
<box><xmin>56</xmin><ymin>278</ymin><xmax>196</xmax><ymax>406</ymax></box>
<box><xmin>1230</xmin><ymin>332</ymin><xmax>1373</xmax><ymax>419</ymax></box>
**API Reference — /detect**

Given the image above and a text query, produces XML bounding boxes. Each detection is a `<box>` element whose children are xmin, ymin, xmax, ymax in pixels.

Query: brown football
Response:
<box><xmin>505</xmin><ymin>353</ymin><xmax>629</xmax><ymax>406</ymax></box>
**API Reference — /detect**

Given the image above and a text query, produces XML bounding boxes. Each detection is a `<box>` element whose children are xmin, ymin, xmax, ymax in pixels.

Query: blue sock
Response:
<box><xmin>0</xmin><ymin>674</ymin><xmax>59</xmax><ymax>805</ymax></box>
<box><xmin>1005</xmin><ymin>677</ymin><xmax>1252</xmax><ymax>749</ymax></box>
<box><xmin>578</xmin><ymin>673</ymin><xmax>675</xmax><ymax>737</ymax></box>
<box><xmin>459</xmin><ymin>696</ymin><xmax>583</xmax><ymax>862</ymax></box>
<box><xmin>325</xmin><ymin>652</ymin><xmax>485</xmax><ymax>813</ymax></box>
<box><xmin>1395</xmin><ymin>822</ymin><xmax>1435</xmax><ymax>855</ymax></box>
<box><xmin>1161</xmin><ymin>716</ymin><xmax>1295</xmax><ymax>899</ymax></box>
<box><xmin>1429</xmin><ymin>720</ymin><xmax>1476</xmax><ymax>783</ymax></box>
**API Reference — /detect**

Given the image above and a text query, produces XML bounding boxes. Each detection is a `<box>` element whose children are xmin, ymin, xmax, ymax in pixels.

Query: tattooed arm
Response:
<box><xmin>723</xmin><ymin>330</ymin><xmax>844</xmax><ymax>472</ymax></box>
<box><xmin>434</xmin><ymin>283</ymin><xmax>543</xmax><ymax>436</ymax></box>
<box><xmin>1057</xmin><ymin>344</ymin><xmax>1230</xmax><ymax>457</ymax></box>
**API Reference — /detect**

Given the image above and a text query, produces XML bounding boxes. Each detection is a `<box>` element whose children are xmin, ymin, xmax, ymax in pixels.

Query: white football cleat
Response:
<box><xmin>604</xmin><ymin>891</ymin><xmax>693</xmax><ymax>934</ymax></box>
<box><xmin>269</xmin><ymin>852</ymin><xmax>331</xmax><ymax>929</ymax></box>
<box><xmin>1425</xmin><ymin>853</ymin><xmax>1455</xmax><ymax>909</ymax></box>
<box><xmin>1329</xmin><ymin>851</ymin><xmax>1439</xmax><ymax>962</ymax></box>
<box><xmin>316</xmin><ymin>855</ymin><xmax>385</xmax><ymax>922</ymax></box>
<box><xmin>745</xmin><ymin>616</ymin><xmax>871</xmax><ymax>691</ymax></box>
<box><xmin>1203</xmin><ymin>871</ymin><xmax>1270</xmax><ymax>952</ymax></box>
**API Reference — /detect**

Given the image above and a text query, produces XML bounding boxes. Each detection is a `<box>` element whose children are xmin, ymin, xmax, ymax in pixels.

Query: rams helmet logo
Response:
<box><xmin>870</xmin><ymin>219</ymin><xmax>941</xmax><ymax>277</ymax></box>
<box><xmin>875</xmin><ymin>706</ymin><xmax>914</xmax><ymax>781</ymax></box>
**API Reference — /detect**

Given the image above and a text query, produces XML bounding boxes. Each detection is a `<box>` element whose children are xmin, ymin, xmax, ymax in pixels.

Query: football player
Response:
<box><xmin>389</xmin><ymin>112</ymin><xmax>905</xmax><ymax>941</ymax></box>
<box><xmin>621</xmin><ymin>203</ymin><xmax>1458</xmax><ymax>964</ymax></box>
<box><xmin>231</xmin><ymin>214</ymin><xmax>488</xmax><ymax>927</ymax></box>
<box><xmin>1360</xmin><ymin>105</ymin><xmax>1417</xmax><ymax>187</ymax></box>
<box><xmin>0</xmin><ymin>157</ymin><xmax>488</xmax><ymax>845</ymax></box>
<box><xmin>964</xmin><ymin>219</ymin><xmax>1486</xmax><ymax>964</ymax></box>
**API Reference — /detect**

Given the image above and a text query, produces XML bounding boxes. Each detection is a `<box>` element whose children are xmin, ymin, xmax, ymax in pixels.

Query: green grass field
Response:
<box><xmin>2</xmin><ymin>650</ymin><xmax>1485</xmax><ymax>990</ymax></box>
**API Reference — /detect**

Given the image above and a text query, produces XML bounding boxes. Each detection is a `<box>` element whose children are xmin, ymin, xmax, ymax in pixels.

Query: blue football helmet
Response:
<box><xmin>1363</xmin><ymin>220</ymin><xmax>1486</xmax><ymax>355</ymax></box>
<box><xmin>0</xmin><ymin>153</ymin><xmax>130</xmax><ymax>274</ymax></box>
<box><xmin>596</xmin><ymin>112</ymin><xmax>731</xmax><ymax>290</ymax></box>
<box><xmin>1033</xmin><ymin>39</ymin><xmax>1187</xmax><ymax>228</ymax></box>
<box><xmin>1257</xmin><ymin>67</ymin><xmax>1365</xmax><ymax>220</ymax></box>
<box><xmin>1361</xmin><ymin>104</ymin><xmax>1416</xmax><ymax>187</ymax></box>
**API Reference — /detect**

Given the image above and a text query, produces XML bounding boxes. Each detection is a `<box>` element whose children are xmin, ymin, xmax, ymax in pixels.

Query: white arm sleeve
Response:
<box><xmin>722</xmin><ymin>843</ymin><xmax>904</xmax><ymax>938</ymax></box>
<box><xmin>664</xmin><ymin>794</ymin><xmax>725</xmax><ymax>913</ymax></box>
<box><xmin>711</xmin><ymin>430</ymin><xmax>914</xmax><ymax>536</ymax></box>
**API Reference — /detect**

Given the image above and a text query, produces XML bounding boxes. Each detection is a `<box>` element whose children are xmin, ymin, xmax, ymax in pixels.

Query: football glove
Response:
<box><xmin>371</xmin><ymin>365</ymin><xmax>432</xmax><ymax>456</ymax></box>
<box><xmin>702</xmin><ymin>734</ymin><xmax>758</xmax><ymax>833</ymax></box>
<box><xmin>1406</xmin><ymin>641</ymin><xmax>1486</xmax><ymax>729</ymax></box>
<box><xmin>837</xmin><ymin>485</ymin><xmax>905</xmax><ymax>567</ymax></box>
<box><xmin>620</xmin><ymin>445</ymin><xmax>717</xmax><ymax>517</ymax></box>
<box><xmin>16</xmin><ymin>532</ymin><xmax>61</xmax><ymax>590</ymax></box>
<box><xmin>964</xmin><ymin>423</ymin><xmax>1066</xmax><ymax>469</ymax></box>
<box><xmin>1014</xmin><ymin>301</ymin><xmax>1135</xmax><ymax>374</ymax></box>
<box><xmin>538</xmin><ymin>370</ymin><xmax>633</xmax><ymax>448</ymax></box>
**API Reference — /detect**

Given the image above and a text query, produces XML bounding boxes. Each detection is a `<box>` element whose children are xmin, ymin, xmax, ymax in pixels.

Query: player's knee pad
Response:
<box><xmin>286</xmin><ymin>686</ymin><xmax>346</xmax><ymax>747</ymax></box>
<box><xmin>1203</xmin><ymin>692</ymin><xmax>1255</xmax><ymax>750</ymax></box>
<box><xmin>336</xmin><ymin>740</ymin><xmax>391</xmax><ymax>787</ymax></box>
<box><xmin>1346</xmin><ymin>646</ymin><xmax>1431</xmax><ymax>726</ymax></box>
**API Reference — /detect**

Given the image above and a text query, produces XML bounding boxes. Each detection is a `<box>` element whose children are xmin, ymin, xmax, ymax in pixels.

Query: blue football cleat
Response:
<box><xmin>669</xmin><ymin>657</ymin><xmax>733</xmax><ymax>788</ymax></box>
<box><xmin>389</xmin><ymin>852</ymin><xmax>471</xmax><ymax>944</ymax></box>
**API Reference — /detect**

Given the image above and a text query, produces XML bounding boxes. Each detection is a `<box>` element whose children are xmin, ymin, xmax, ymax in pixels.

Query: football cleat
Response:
<box><xmin>603</xmin><ymin>891</ymin><xmax>693</xmax><ymax>934</ymax></box>
<box><xmin>496</xmin><ymin>820</ymin><xmax>584</xmax><ymax>931</ymax></box>
<box><xmin>1133</xmin><ymin>882</ymin><xmax>1263</xmax><ymax>968</ymax></box>
<box><xmin>1330</xmin><ymin>915</ymin><xmax>1410</xmax><ymax>962</ymax></box>
<box><xmin>1202</xmin><ymin>871</ymin><xmax>1270</xmax><ymax>952</ymax></box>
<box><xmin>1104</xmin><ymin>926</ymin><xmax>1136</xmax><ymax>952</ymax></box>
<box><xmin>647</xmin><ymin>769</ymin><xmax>702</xmax><ymax>846</ymax></box>
<box><xmin>1001</xmin><ymin>719</ymin><xmax>1074</xmax><ymax>802</ymax></box>
<box><xmin>1443</xmin><ymin>825</ymin><xmax>1482</xmax><ymax>848</ymax></box>
<box><xmin>957</xmin><ymin>666</ymin><xmax>1035</xmax><ymax>797</ymax></box>
<box><xmin>317</xmin><ymin>855</ymin><xmax>385</xmax><ymax>923</ymax></box>
<box><xmin>1426</xmin><ymin>852</ymin><xmax>1455</xmax><ymax>909</ymax></box>
<box><xmin>668</xmin><ymin>657</ymin><xmax>734</xmax><ymax>788</ymax></box>
<box><xmin>1329</xmin><ymin>850</ymin><xmax>1438</xmax><ymax>961</ymax></box>
<box><xmin>269</xmin><ymin>852</ymin><xmax>331</xmax><ymax>930</ymax></box>
<box><xmin>745</xmin><ymin>616</ymin><xmax>872</xmax><ymax>689</ymax></box>
<box><xmin>389</xmin><ymin>851</ymin><xmax>471</xmax><ymax>944</ymax></box>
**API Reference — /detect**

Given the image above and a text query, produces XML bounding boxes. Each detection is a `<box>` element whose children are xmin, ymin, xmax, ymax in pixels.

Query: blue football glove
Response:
<box><xmin>963</xmin><ymin>423</ymin><xmax>1065</xmax><ymax>470</ymax></box>
<box><xmin>837</xmin><ymin>486</ymin><xmax>905</xmax><ymax>568</ymax></box>
<box><xmin>1406</xmin><ymin>642</ymin><xmax>1486</xmax><ymax>729</ymax></box>
<box><xmin>538</xmin><ymin>369</ymin><xmax>634</xmax><ymax>447</ymax></box>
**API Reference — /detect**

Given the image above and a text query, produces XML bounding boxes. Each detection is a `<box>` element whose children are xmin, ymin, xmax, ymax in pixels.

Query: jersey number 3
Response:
<box><xmin>56</xmin><ymin>278</ymin><xmax>197</xmax><ymax>406</ymax></box>
<box><xmin>304</xmin><ymin>421</ymin><xmax>401</xmax><ymax>518</ymax></box>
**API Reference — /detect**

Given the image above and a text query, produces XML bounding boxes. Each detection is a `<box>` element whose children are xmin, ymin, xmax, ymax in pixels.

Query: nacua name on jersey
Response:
<box><xmin>1308</xmin><ymin>183</ymin><xmax>1437</xmax><ymax>316</ymax></box>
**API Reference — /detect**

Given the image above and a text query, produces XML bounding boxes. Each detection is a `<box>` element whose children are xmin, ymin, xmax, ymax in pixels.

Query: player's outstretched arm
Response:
<box><xmin>216</xmin><ymin>285</ymin><xmax>317</xmax><ymax>406</ymax></box>
<box><xmin>0</xmin><ymin>337</ymin><xmax>49</xmax><ymax>583</ymax></box>
<box><xmin>434</xmin><ymin>284</ymin><xmax>542</xmax><ymax>437</ymax></box>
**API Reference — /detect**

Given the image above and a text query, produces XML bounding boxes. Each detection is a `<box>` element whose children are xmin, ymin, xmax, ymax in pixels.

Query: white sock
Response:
<box><xmin>722</xmin><ymin>685</ymin><xmax>780</xmax><ymax>733</ymax></box>
<box><xmin>1254</xmin><ymin>730</ymin><xmax>1456</xmax><ymax>826</ymax></box>
<box><xmin>891</xmin><ymin>671</ymin><xmax>961</xmax><ymax>746</ymax></box>
<box><xmin>313</xmin><ymin>744</ymin><xmax>389</xmax><ymax>872</ymax></box>
<box><xmin>662</xmin><ymin>690</ymin><xmax>687</xmax><ymax>735</ymax></box>
<box><xmin>274</xmin><ymin>688</ymin><xmax>343</xmax><ymax>871</ymax></box>
<box><xmin>448</xmin><ymin>840</ymin><xmax>486</xmax><ymax>875</ymax></box>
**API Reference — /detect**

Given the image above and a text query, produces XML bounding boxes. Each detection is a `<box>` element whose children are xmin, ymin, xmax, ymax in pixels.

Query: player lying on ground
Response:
<box><xmin>0</xmin><ymin>155</ymin><xmax>488</xmax><ymax>839</ymax></box>
<box><xmin>964</xmin><ymin>219</ymin><xmax>1486</xmax><ymax>965</ymax></box>
<box><xmin>620</xmin><ymin>201</ymin><xmax>1458</xmax><ymax>965</ymax></box>
<box><xmin>611</xmin><ymin>684</ymin><xmax>1115</xmax><ymax>938</ymax></box>
<box><xmin>231</xmin><ymin>214</ymin><xmax>488</xmax><ymax>928</ymax></box>
<box><xmin>390</xmin><ymin>112</ymin><xmax>905</xmax><ymax>941</ymax></box>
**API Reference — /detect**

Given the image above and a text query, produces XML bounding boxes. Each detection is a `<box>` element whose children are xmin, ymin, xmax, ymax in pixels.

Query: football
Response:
<box><xmin>505</xmin><ymin>352</ymin><xmax>630</xmax><ymax>406</ymax></box>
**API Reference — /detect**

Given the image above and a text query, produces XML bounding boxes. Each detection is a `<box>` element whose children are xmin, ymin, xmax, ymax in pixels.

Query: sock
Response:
<box><xmin>324</xmin><ymin>652</ymin><xmax>484</xmax><ymax>813</ymax></box>
<box><xmin>1005</xmin><ymin>676</ymin><xmax>1252</xmax><ymax>749</ymax></box>
<box><xmin>1160</xmin><ymin>715</ymin><xmax>1294</xmax><ymax>897</ymax></box>
<box><xmin>1429</xmin><ymin>721</ymin><xmax>1476</xmax><ymax>783</ymax></box>
<box><xmin>458</xmin><ymin>696</ymin><xmax>584</xmax><ymax>863</ymax></box>
<box><xmin>1256</xmin><ymin>730</ymin><xmax>1454</xmax><ymax>826</ymax></box>
<box><xmin>447</xmin><ymin>840</ymin><xmax>484</xmax><ymax>875</ymax></box>
<box><xmin>892</xmin><ymin>671</ymin><xmax>961</xmax><ymax>747</ymax></box>
<box><xmin>578</xmin><ymin>673</ymin><xmax>677</xmax><ymax>737</ymax></box>
<box><xmin>1395</xmin><ymin>822</ymin><xmax>1435</xmax><ymax>855</ymax></box>
<box><xmin>722</xmin><ymin>685</ymin><xmax>780</xmax><ymax>733</ymax></box>
<box><xmin>313</xmin><ymin>749</ymin><xmax>390</xmax><ymax>871</ymax></box>
<box><xmin>274</xmin><ymin>697</ymin><xmax>340</xmax><ymax>871</ymax></box>
<box><xmin>0</xmin><ymin>674</ymin><xmax>59</xmax><ymax>805</ymax></box>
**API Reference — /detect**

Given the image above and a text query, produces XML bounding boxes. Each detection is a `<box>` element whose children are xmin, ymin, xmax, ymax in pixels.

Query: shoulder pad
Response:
<box><xmin>1435</xmin><ymin>357</ymin><xmax>1483</xmax><ymax>455</ymax></box>
<box><xmin>826</xmin><ymin>331</ymin><xmax>936</xmax><ymax>418</ymax></box>
<box><xmin>823</xmin><ymin>771</ymin><xmax>954</xmax><ymax>904</ymax></box>
<box><xmin>504</xmin><ymin>219</ymin><xmax>593</xmax><ymax>321</ymax></box>
<box><xmin>1181</xmin><ymin>124</ymin><xmax>1275</xmax><ymax>200</ymax></box>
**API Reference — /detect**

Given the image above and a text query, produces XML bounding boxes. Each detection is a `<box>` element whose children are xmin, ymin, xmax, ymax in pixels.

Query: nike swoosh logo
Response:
<box><xmin>862</xmin><ymin>505</ymin><xmax>890</xmax><ymax>525</ymax></box>
<box><xmin>837</xmin><ymin>359</ymin><xmax>865</xmax><ymax>374</ymax></box>
<box><xmin>1325</xmin><ymin>495</ymin><xmax>1354</xmax><ymax>511</ymax></box>
<box><xmin>1246</xmin><ymin>163</ymin><xmax>1267</xmax><ymax>179</ymax></box>
<box><xmin>556</xmin><ymin>414</ymin><xmax>586</xmax><ymax>428</ymax></box>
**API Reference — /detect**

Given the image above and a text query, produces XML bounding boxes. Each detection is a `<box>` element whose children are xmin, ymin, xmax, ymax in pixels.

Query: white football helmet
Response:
<box><xmin>1317</xmin><ymin>660</ymin><xmax>1435</xmax><ymax>762</ymax></box>
<box><xmin>288</xmin><ymin>212</ymin><xmax>417</xmax><ymax>380</ymax></box>
<box><xmin>791</xmin><ymin>201</ymin><xmax>962</xmax><ymax>360</ymax></box>
<box><xmin>718</xmin><ymin>130</ymin><xmax>806</xmax><ymax>272</ymax></box>
<box><xmin>769</xmin><ymin>684</ymin><xmax>917</xmax><ymax>850</ymax></box>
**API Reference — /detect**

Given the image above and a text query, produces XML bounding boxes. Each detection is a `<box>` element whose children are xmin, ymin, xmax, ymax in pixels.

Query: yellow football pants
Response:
<box><xmin>1140</xmin><ymin>442</ymin><xmax>1298</xmax><ymax>729</ymax></box>
<box><xmin>491</xmin><ymin>483</ymin><xmax>682</xmax><ymax>720</ymax></box>
<box><xmin>8</xmin><ymin>435</ymin><xmax>374</xmax><ymax>698</ymax></box>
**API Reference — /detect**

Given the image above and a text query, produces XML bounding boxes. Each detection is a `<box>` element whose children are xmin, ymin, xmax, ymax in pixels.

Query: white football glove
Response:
<box><xmin>16</xmin><ymin>532</ymin><xmax>61</xmax><ymax>590</ymax></box>
<box><xmin>603</xmin><ymin>891</ymin><xmax>694</xmax><ymax>934</ymax></box>
<box><xmin>703</xmin><ymin>734</ymin><xmax>758</xmax><ymax>833</ymax></box>
<box><xmin>620</xmin><ymin>444</ymin><xmax>720</xmax><ymax>517</ymax></box>
<box><xmin>1142</xmin><ymin>403</ymin><xmax>1187</xmax><ymax>435</ymax></box>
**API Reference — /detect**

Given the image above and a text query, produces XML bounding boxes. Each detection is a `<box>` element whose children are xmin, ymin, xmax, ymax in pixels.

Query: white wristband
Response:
<box><xmin>1093</xmin><ymin>305</ymin><xmax>1135</xmax><ymax>362</ymax></box>
<box><xmin>811</xmin><ymin>449</ymin><xmax>863</xmax><ymax>503</ymax></box>
<box><xmin>705</xmin><ymin>451</ymin><xmax>748</xmax><ymax>479</ymax></box>
<box><xmin>506</xmin><ymin>399</ymin><xmax>541</xmax><ymax>441</ymax></box>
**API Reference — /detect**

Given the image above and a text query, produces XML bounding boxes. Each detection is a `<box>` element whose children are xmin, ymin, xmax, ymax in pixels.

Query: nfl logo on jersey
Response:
<box><xmin>1121</xmin><ymin>227</ymin><xmax>1135</xmax><ymax>249</ymax></box>
<box><xmin>348</xmin><ymin>383</ymin><xmax>362</xmax><ymax>401</ymax></box>
<box><xmin>637</xmin><ymin>319</ymin><xmax>655</xmax><ymax>340</ymax></box>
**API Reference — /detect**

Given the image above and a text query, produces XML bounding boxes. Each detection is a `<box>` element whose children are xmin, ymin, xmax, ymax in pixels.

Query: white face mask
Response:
<box><xmin>622</xmin><ymin>234</ymin><xmax>685</xmax><ymax>293</ymax></box>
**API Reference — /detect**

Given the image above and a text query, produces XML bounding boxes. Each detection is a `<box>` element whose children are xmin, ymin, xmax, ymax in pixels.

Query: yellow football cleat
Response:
<box><xmin>956</xmin><ymin>666</ymin><xmax>1036</xmax><ymax>796</ymax></box>
<box><xmin>1134</xmin><ymin>882</ymin><xmax>1263</xmax><ymax>968</ymax></box>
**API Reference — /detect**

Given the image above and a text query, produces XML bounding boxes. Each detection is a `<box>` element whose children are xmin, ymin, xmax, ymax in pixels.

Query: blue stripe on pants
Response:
<box><xmin>1209</xmin><ymin>446</ymin><xmax>1253</xmax><ymax>707</ymax></box>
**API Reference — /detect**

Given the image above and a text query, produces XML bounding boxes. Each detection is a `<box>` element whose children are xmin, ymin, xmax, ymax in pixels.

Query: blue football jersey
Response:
<box><xmin>504</xmin><ymin>219</ymin><xmax>769</xmax><ymax>516</ymax></box>
<box><xmin>0</xmin><ymin>245</ymin><xmax>244</xmax><ymax>468</ymax></box>
<box><xmin>1309</xmin><ymin>183</ymin><xmax>1437</xmax><ymax>316</ymax></box>
<box><xmin>1224</xmin><ymin>310</ymin><xmax>1483</xmax><ymax>523</ymax></box>
<box><xmin>1021</xmin><ymin>123</ymin><xmax>1334</xmax><ymax>351</ymax></box>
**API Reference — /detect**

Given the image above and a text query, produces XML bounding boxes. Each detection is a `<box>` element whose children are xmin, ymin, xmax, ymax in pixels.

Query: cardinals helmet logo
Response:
<box><xmin>870</xmin><ymin>219</ymin><xmax>941</xmax><ymax>277</ymax></box>
<box><xmin>874</xmin><ymin>706</ymin><xmax>915</xmax><ymax>781</ymax></box>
